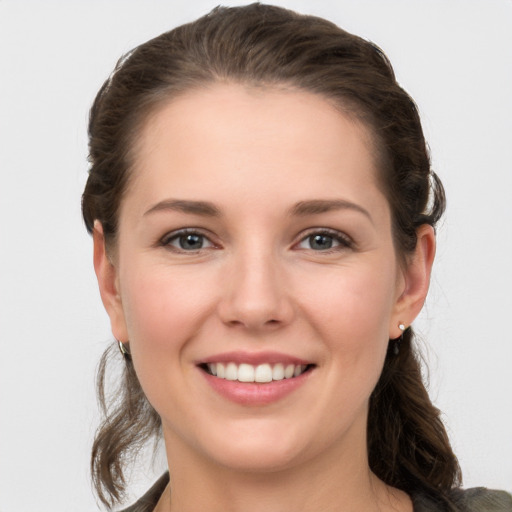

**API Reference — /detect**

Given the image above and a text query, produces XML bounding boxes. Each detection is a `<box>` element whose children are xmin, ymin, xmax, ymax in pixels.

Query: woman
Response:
<box><xmin>82</xmin><ymin>4</ymin><xmax>511</xmax><ymax>512</ymax></box>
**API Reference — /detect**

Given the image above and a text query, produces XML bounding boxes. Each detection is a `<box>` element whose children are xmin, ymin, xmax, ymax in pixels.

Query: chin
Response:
<box><xmin>209</xmin><ymin>444</ymin><xmax>305</xmax><ymax>474</ymax></box>
<box><xmin>193</xmin><ymin>419</ymin><xmax>318</xmax><ymax>473</ymax></box>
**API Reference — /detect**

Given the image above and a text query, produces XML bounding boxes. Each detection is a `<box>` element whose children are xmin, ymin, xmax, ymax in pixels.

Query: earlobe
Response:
<box><xmin>93</xmin><ymin>221</ymin><xmax>129</xmax><ymax>342</ymax></box>
<box><xmin>391</xmin><ymin>224</ymin><xmax>436</xmax><ymax>338</ymax></box>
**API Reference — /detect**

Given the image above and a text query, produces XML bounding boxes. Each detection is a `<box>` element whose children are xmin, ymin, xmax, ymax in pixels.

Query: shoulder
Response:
<box><xmin>412</xmin><ymin>488</ymin><xmax>512</xmax><ymax>512</ymax></box>
<box><xmin>119</xmin><ymin>473</ymin><xmax>170</xmax><ymax>512</ymax></box>
<box><xmin>449</xmin><ymin>488</ymin><xmax>512</xmax><ymax>512</ymax></box>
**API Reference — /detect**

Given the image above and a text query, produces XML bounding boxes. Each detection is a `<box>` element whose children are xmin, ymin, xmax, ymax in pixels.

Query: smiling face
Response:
<box><xmin>95</xmin><ymin>84</ymin><xmax>430</xmax><ymax>476</ymax></box>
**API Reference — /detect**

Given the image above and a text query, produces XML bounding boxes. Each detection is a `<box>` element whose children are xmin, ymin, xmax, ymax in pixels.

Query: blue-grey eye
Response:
<box><xmin>308</xmin><ymin>234</ymin><xmax>335</xmax><ymax>250</ymax></box>
<box><xmin>164</xmin><ymin>231</ymin><xmax>213</xmax><ymax>251</ymax></box>
<box><xmin>178</xmin><ymin>234</ymin><xmax>204</xmax><ymax>250</ymax></box>
<box><xmin>297</xmin><ymin>231</ymin><xmax>350</xmax><ymax>251</ymax></box>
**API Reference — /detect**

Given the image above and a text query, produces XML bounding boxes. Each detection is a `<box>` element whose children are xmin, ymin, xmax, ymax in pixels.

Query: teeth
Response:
<box><xmin>294</xmin><ymin>365</ymin><xmax>307</xmax><ymax>377</ymax></box>
<box><xmin>238</xmin><ymin>363</ymin><xmax>255</xmax><ymax>382</ymax></box>
<box><xmin>255</xmin><ymin>364</ymin><xmax>273</xmax><ymax>383</ymax></box>
<box><xmin>284</xmin><ymin>364</ymin><xmax>295</xmax><ymax>379</ymax></box>
<box><xmin>272</xmin><ymin>363</ymin><xmax>284</xmax><ymax>380</ymax></box>
<box><xmin>225</xmin><ymin>362</ymin><xmax>238</xmax><ymax>381</ymax></box>
<box><xmin>205</xmin><ymin>362</ymin><xmax>309</xmax><ymax>382</ymax></box>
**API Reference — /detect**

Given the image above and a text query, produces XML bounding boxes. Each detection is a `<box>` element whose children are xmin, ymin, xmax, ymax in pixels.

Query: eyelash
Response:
<box><xmin>159</xmin><ymin>228</ymin><xmax>354</xmax><ymax>253</ymax></box>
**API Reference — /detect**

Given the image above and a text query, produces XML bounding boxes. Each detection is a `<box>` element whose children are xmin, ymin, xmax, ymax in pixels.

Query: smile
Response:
<box><xmin>198</xmin><ymin>352</ymin><xmax>315</xmax><ymax>405</ymax></box>
<box><xmin>203</xmin><ymin>362</ymin><xmax>310</xmax><ymax>383</ymax></box>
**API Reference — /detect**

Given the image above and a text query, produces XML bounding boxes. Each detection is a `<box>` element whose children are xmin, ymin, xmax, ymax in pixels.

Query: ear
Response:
<box><xmin>390</xmin><ymin>224</ymin><xmax>436</xmax><ymax>338</ymax></box>
<box><xmin>93</xmin><ymin>221</ymin><xmax>129</xmax><ymax>342</ymax></box>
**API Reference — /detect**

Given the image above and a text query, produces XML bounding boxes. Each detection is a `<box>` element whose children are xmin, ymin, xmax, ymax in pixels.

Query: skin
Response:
<box><xmin>94</xmin><ymin>84</ymin><xmax>435</xmax><ymax>512</ymax></box>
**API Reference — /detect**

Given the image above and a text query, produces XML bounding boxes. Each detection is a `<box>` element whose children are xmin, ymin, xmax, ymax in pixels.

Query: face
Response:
<box><xmin>96</xmin><ymin>84</ymin><xmax>430</xmax><ymax>475</ymax></box>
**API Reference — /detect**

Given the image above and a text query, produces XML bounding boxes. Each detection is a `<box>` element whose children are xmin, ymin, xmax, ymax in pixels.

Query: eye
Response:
<box><xmin>296</xmin><ymin>229</ymin><xmax>352</xmax><ymax>251</ymax></box>
<box><xmin>161</xmin><ymin>230</ymin><xmax>214</xmax><ymax>252</ymax></box>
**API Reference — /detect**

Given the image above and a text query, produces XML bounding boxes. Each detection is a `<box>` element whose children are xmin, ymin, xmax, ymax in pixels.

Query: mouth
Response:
<box><xmin>199</xmin><ymin>362</ymin><xmax>314</xmax><ymax>383</ymax></box>
<box><xmin>197</xmin><ymin>353</ymin><xmax>315</xmax><ymax>405</ymax></box>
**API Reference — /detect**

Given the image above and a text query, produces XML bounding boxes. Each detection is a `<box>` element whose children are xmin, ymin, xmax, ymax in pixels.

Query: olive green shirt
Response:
<box><xmin>121</xmin><ymin>473</ymin><xmax>512</xmax><ymax>512</ymax></box>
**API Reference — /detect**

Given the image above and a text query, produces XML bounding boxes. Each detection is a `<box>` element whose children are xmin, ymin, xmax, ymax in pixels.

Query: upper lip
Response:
<box><xmin>197</xmin><ymin>351</ymin><xmax>312</xmax><ymax>366</ymax></box>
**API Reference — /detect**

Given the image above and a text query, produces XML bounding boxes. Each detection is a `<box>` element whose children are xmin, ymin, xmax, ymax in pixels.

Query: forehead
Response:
<box><xmin>135</xmin><ymin>83</ymin><xmax>377</xmax><ymax>159</ymax></box>
<box><xmin>125</xmin><ymin>83</ymin><xmax>385</xmax><ymax>216</ymax></box>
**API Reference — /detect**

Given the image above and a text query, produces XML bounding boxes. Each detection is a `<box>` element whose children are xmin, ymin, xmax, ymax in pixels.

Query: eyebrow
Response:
<box><xmin>143</xmin><ymin>198</ymin><xmax>372</xmax><ymax>222</ymax></box>
<box><xmin>144</xmin><ymin>199</ymin><xmax>221</xmax><ymax>217</ymax></box>
<box><xmin>290</xmin><ymin>199</ymin><xmax>373</xmax><ymax>223</ymax></box>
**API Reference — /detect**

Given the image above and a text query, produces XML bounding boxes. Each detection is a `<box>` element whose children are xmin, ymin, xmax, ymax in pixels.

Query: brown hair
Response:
<box><xmin>83</xmin><ymin>3</ymin><xmax>461</xmax><ymax>509</ymax></box>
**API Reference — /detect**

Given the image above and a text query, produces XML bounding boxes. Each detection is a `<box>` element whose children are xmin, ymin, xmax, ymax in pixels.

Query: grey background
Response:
<box><xmin>1</xmin><ymin>1</ymin><xmax>511</xmax><ymax>510</ymax></box>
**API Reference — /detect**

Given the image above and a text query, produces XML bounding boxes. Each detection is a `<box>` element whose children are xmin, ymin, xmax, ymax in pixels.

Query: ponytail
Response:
<box><xmin>368</xmin><ymin>328</ymin><xmax>462</xmax><ymax>509</ymax></box>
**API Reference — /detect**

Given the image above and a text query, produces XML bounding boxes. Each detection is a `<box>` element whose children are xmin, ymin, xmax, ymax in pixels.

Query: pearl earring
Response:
<box><xmin>394</xmin><ymin>322</ymin><xmax>406</xmax><ymax>356</ymax></box>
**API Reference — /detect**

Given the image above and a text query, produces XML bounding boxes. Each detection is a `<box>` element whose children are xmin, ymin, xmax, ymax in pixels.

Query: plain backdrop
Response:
<box><xmin>0</xmin><ymin>1</ymin><xmax>511</xmax><ymax>510</ymax></box>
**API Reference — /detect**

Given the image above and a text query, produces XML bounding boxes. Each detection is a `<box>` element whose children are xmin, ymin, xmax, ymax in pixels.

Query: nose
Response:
<box><xmin>217</xmin><ymin>248</ymin><xmax>294</xmax><ymax>332</ymax></box>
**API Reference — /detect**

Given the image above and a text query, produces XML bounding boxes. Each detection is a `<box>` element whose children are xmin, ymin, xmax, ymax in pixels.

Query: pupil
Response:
<box><xmin>180</xmin><ymin>234</ymin><xmax>203</xmax><ymax>250</ymax></box>
<box><xmin>310</xmin><ymin>234</ymin><xmax>333</xmax><ymax>250</ymax></box>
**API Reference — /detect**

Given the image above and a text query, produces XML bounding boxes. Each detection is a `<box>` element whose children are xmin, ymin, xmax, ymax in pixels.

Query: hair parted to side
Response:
<box><xmin>82</xmin><ymin>3</ymin><xmax>460</xmax><ymax>509</ymax></box>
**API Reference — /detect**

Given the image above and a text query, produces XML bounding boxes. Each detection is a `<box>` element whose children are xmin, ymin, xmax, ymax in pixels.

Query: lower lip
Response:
<box><xmin>200</xmin><ymin>368</ymin><xmax>312</xmax><ymax>406</ymax></box>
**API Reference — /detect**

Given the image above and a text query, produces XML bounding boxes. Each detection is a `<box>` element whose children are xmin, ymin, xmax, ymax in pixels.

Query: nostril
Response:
<box><xmin>227</xmin><ymin>319</ymin><xmax>281</xmax><ymax>328</ymax></box>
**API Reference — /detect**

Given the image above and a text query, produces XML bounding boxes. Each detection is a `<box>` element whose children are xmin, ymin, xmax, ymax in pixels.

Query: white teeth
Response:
<box><xmin>293</xmin><ymin>365</ymin><xmax>307</xmax><ymax>377</ymax></box>
<box><xmin>238</xmin><ymin>363</ymin><xmax>255</xmax><ymax>382</ymax></box>
<box><xmin>272</xmin><ymin>363</ymin><xmax>285</xmax><ymax>381</ymax></box>
<box><xmin>284</xmin><ymin>364</ymin><xmax>295</xmax><ymax>379</ymax></box>
<box><xmin>205</xmin><ymin>362</ymin><xmax>309</xmax><ymax>382</ymax></box>
<box><xmin>225</xmin><ymin>362</ymin><xmax>238</xmax><ymax>381</ymax></box>
<box><xmin>254</xmin><ymin>364</ymin><xmax>273</xmax><ymax>383</ymax></box>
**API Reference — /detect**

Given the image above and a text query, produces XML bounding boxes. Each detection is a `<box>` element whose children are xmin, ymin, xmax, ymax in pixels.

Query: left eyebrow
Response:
<box><xmin>143</xmin><ymin>199</ymin><xmax>221</xmax><ymax>217</ymax></box>
<box><xmin>290</xmin><ymin>199</ymin><xmax>373</xmax><ymax>224</ymax></box>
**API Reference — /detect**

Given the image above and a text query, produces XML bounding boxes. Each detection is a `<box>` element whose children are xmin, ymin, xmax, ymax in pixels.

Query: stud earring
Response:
<box><xmin>394</xmin><ymin>322</ymin><xmax>406</xmax><ymax>356</ymax></box>
<box><xmin>117</xmin><ymin>339</ymin><xmax>131</xmax><ymax>360</ymax></box>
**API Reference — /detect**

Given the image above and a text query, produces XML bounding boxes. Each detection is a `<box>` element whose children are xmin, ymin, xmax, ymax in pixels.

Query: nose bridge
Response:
<box><xmin>219</xmin><ymin>240</ymin><xmax>292</xmax><ymax>329</ymax></box>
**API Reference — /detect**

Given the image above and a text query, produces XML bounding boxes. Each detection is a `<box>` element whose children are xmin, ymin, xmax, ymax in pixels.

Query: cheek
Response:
<box><xmin>117</xmin><ymin>265</ymin><xmax>220</xmax><ymax>419</ymax></box>
<box><xmin>295</xmin><ymin>259</ymin><xmax>397</xmax><ymax>404</ymax></box>
<box><xmin>275</xmin><ymin>261</ymin><xmax>399</xmax><ymax>450</ymax></box>
<box><xmin>119</xmin><ymin>264</ymin><xmax>217</xmax><ymax>358</ymax></box>
<box><xmin>297</xmin><ymin>260</ymin><xmax>398</xmax><ymax>349</ymax></box>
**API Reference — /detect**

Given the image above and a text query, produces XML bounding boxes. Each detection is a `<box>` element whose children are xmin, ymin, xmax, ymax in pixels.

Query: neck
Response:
<box><xmin>159</xmin><ymin>426</ymin><xmax>410</xmax><ymax>512</ymax></box>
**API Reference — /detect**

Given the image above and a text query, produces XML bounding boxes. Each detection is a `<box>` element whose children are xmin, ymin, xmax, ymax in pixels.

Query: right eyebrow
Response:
<box><xmin>290</xmin><ymin>199</ymin><xmax>373</xmax><ymax>224</ymax></box>
<box><xmin>143</xmin><ymin>199</ymin><xmax>221</xmax><ymax>217</ymax></box>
